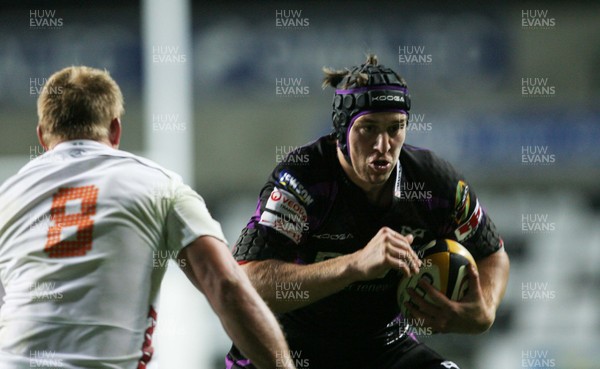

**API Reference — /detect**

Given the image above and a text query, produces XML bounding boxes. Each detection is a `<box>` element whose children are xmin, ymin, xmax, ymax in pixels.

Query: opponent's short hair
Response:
<box><xmin>37</xmin><ymin>66</ymin><xmax>124</xmax><ymax>145</ymax></box>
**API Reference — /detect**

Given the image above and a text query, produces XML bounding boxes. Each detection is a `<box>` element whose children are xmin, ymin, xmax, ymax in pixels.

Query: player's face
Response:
<box><xmin>346</xmin><ymin>112</ymin><xmax>407</xmax><ymax>189</ymax></box>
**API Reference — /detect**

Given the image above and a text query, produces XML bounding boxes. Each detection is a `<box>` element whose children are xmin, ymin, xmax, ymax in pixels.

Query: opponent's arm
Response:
<box><xmin>243</xmin><ymin>228</ymin><xmax>420</xmax><ymax>313</ymax></box>
<box><xmin>178</xmin><ymin>236</ymin><xmax>295</xmax><ymax>369</ymax></box>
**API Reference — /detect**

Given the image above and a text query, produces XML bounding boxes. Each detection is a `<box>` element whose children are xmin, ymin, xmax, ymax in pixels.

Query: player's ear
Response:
<box><xmin>109</xmin><ymin>118</ymin><xmax>122</xmax><ymax>148</ymax></box>
<box><xmin>36</xmin><ymin>124</ymin><xmax>49</xmax><ymax>151</ymax></box>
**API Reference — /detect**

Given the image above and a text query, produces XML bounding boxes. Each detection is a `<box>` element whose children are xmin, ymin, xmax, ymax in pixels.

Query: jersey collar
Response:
<box><xmin>52</xmin><ymin>139</ymin><xmax>110</xmax><ymax>151</ymax></box>
<box><xmin>393</xmin><ymin>160</ymin><xmax>403</xmax><ymax>199</ymax></box>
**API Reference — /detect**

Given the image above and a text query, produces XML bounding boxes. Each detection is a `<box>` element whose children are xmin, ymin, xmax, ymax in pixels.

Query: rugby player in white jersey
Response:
<box><xmin>0</xmin><ymin>66</ymin><xmax>295</xmax><ymax>369</ymax></box>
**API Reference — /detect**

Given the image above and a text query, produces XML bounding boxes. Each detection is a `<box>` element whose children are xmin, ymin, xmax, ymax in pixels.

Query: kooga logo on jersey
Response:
<box><xmin>312</xmin><ymin>233</ymin><xmax>354</xmax><ymax>240</ymax></box>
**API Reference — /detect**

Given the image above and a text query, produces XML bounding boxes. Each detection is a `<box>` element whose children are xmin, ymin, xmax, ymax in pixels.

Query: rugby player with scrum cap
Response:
<box><xmin>227</xmin><ymin>55</ymin><xmax>509</xmax><ymax>369</ymax></box>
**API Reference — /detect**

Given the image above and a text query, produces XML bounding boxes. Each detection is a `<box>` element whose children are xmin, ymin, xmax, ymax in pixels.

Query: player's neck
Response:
<box><xmin>48</xmin><ymin>137</ymin><xmax>116</xmax><ymax>150</ymax></box>
<box><xmin>362</xmin><ymin>180</ymin><xmax>393</xmax><ymax>207</ymax></box>
<box><xmin>337</xmin><ymin>149</ymin><xmax>393</xmax><ymax>207</ymax></box>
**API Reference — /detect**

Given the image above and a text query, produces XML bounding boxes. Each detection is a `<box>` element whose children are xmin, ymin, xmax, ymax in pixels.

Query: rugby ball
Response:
<box><xmin>397</xmin><ymin>239</ymin><xmax>476</xmax><ymax>318</ymax></box>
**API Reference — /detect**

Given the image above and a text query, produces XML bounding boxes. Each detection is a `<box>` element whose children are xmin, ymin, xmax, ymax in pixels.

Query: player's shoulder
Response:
<box><xmin>113</xmin><ymin>150</ymin><xmax>182</xmax><ymax>181</ymax></box>
<box><xmin>19</xmin><ymin>140</ymin><xmax>181</xmax><ymax>183</ymax></box>
<box><xmin>270</xmin><ymin>135</ymin><xmax>338</xmax><ymax>205</ymax></box>
<box><xmin>400</xmin><ymin>144</ymin><xmax>464</xmax><ymax>189</ymax></box>
<box><xmin>276</xmin><ymin>135</ymin><xmax>336</xmax><ymax>178</ymax></box>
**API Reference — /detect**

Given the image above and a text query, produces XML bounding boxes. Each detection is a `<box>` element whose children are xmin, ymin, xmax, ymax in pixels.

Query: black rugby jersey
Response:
<box><xmin>228</xmin><ymin>134</ymin><xmax>503</xmax><ymax>368</ymax></box>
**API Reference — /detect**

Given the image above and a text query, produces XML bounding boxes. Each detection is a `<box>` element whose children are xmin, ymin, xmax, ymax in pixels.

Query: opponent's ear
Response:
<box><xmin>37</xmin><ymin>124</ymin><xmax>49</xmax><ymax>151</ymax></box>
<box><xmin>109</xmin><ymin>118</ymin><xmax>122</xmax><ymax>148</ymax></box>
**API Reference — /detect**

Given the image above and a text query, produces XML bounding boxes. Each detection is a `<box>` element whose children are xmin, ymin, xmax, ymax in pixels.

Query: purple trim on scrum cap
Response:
<box><xmin>345</xmin><ymin>109</ymin><xmax>408</xmax><ymax>156</ymax></box>
<box><xmin>335</xmin><ymin>85</ymin><xmax>408</xmax><ymax>95</ymax></box>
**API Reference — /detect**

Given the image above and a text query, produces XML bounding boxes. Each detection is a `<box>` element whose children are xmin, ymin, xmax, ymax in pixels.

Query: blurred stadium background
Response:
<box><xmin>1</xmin><ymin>0</ymin><xmax>599</xmax><ymax>368</ymax></box>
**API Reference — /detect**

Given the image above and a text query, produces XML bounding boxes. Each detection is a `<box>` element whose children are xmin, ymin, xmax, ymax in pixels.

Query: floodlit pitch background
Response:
<box><xmin>1</xmin><ymin>0</ymin><xmax>600</xmax><ymax>368</ymax></box>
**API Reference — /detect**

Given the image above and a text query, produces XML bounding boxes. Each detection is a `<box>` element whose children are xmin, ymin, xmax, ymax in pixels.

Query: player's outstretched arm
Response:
<box><xmin>243</xmin><ymin>228</ymin><xmax>421</xmax><ymax>313</ymax></box>
<box><xmin>178</xmin><ymin>236</ymin><xmax>296</xmax><ymax>369</ymax></box>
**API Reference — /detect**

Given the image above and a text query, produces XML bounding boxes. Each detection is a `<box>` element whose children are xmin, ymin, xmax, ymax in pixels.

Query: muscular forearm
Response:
<box><xmin>211</xmin><ymin>272</ymin><xmax>294</xmax><ymax>369</ymax></box>
<box><xmin>242</xmin><ymin>255</ymin><xmax>361</xmax><ymax>313</ymax></box>
<box><xmin>476</xmin><ymin>248</ymin><xmax>510</xmax><ymax>323</ymax></box>
<box><xmin>179</xmin><ymin>237</ymin><xmax>295</xmax><ymax>369</ymax></box>
<box><xmin>243</xmin><ymin>229</ymin><xmax>419</xmax><ymax>314</ymax></box>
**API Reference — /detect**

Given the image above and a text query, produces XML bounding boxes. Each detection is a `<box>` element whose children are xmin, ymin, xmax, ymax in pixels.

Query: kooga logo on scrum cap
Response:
<box><xmin>372</xmin><ymin>95</ymin><xmax>405</xmax><ymax>102</ymax></box>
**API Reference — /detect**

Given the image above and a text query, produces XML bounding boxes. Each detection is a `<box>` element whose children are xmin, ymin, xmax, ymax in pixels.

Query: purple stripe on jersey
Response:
<box><xmin>246</xmin><ymin>197</ymin><xmax>264</xmax><ymax>229</ymax></box>
<box><xmin>408</xmin><ymin>331</ymin><xmax>420</xmax><ymax>343</ymax></box>
<box><xmin>307</xmin><ymin>181</ymin><xmax>338</xmax><ymax>230</ymax></box>
<box><xmin>225</xmin><ymin>355</ymin><xmax>252</xmax><ymax>368</ymax></box>
<box><xmin>424</xmin><ymin>196</ymin><xmax>450</xmax><ymax>211</ymax></box>
<box><xmin>253</xmin><ymin>197</ymin><xmax>262</xmax><ymax>218</ymax></box>
<box><xmin>294</xmin><ymin>256</ymin><xmax>307</xmax><ymax>264</ymax></box>
<box><xmin>335</xmin><ymin>85</ymin><xmax>408</xmax><ymax>94</ymax></box>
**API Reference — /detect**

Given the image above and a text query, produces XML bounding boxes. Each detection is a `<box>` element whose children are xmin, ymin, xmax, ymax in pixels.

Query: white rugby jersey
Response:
<box><xmin>0</xmin><ymin>140</ymin><xmax>225</xmax><ymax>368</ymax></box>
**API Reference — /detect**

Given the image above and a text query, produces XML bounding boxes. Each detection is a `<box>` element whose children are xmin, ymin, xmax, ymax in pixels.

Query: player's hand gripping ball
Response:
<box><xmin>397</xmin><ymin>239</ymin><xmax>476</xmax><ymax>318</ymax></box>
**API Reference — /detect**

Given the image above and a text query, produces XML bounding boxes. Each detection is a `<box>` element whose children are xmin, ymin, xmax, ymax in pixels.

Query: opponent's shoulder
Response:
<box><xmin>109</xmin><ymin>149</ymin><xmax>183</xmax><ymax>182</ymax></box>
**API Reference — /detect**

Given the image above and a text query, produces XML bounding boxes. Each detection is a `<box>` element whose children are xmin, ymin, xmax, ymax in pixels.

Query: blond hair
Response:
<box><xmin>37</xmin><ymin>66</ymin><xmax>124</xmax><ymax>145</ymax></box>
